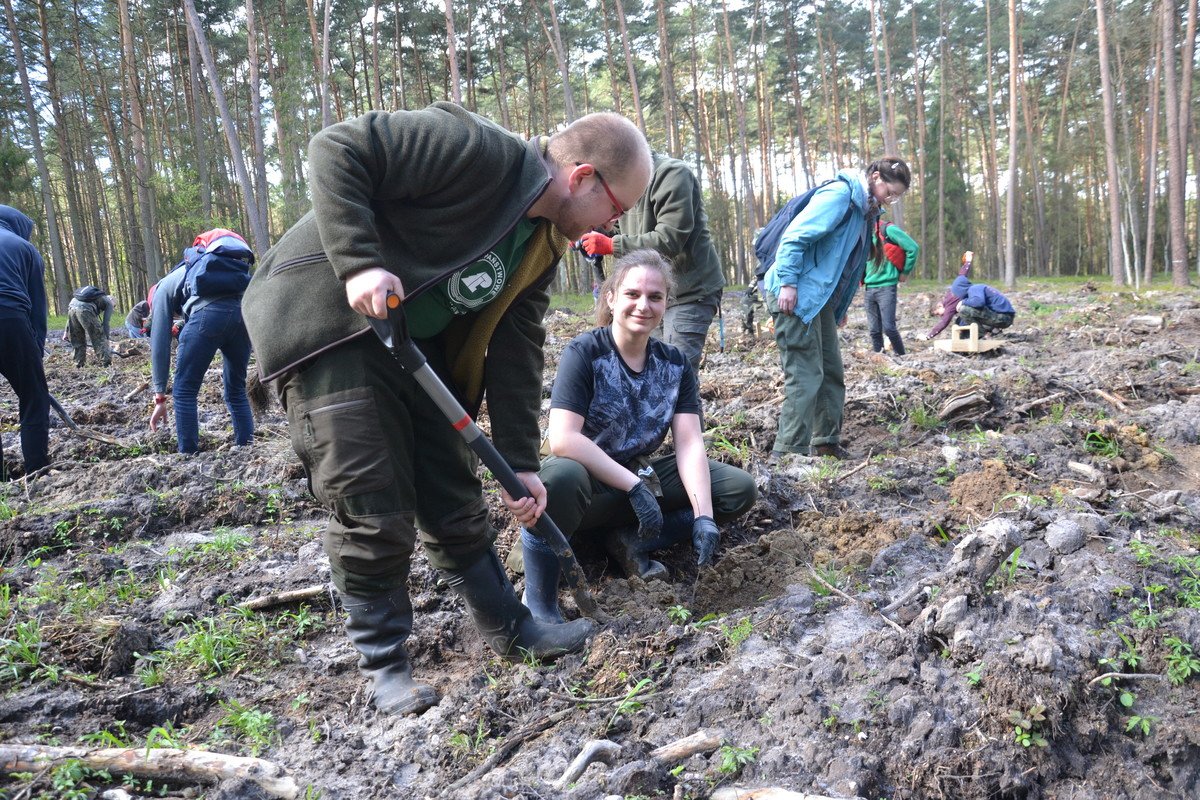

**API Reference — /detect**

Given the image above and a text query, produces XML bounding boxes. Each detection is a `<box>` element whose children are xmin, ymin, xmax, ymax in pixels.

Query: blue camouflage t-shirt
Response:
<box><xmin>550</xmin><ymin>326</ymin><xmax>701</xmax><ymax>465</ymax></box>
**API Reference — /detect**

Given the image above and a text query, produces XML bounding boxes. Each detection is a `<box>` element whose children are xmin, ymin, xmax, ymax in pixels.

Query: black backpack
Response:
<box><xmin>753</xmin><ymin>176</ymin><xmax>855</xmax><ymax>280</ymax></box>
<box><xmin>73</xmin><ymin>285</ymin><xmax>105</xmax><ymax>305</ymax></box>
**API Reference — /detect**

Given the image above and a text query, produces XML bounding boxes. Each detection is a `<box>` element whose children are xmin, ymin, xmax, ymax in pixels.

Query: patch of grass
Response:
<box><xmin>447</xmin><ymin>718</ymin><xmax>493</xmax><ymax>758</ymax></box>
<box><xmin>719</xmin><ymin>617</ymin><xmax>753</xmax><ymax>649</ymax></box>
<box><xmin>211</xmin><ymin>699</ymin><xmax>279</xmax><ymax>756</ymax></box>
<box><xmin>1084</xmin><ymin>430</ymin><xmax>1120</xmax><ymax>458</ymax></box>
<box><xmin>866</xmin><ymin>473</ymin><xmax>900</xmax><ymax>493</ymax></box>
<box><xmin>908</xmin><ymin>402</ymin><xmax>941</xmax><ymax>431</ymax></box>
<box><xmin>1008</xmin><ymin>704</ymin><xmax>1049</xmax><ymax>747</ymax></box>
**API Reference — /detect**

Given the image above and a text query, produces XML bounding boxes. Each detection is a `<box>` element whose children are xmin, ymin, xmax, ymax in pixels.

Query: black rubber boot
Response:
<box><xmin>342</xmin><ymin>588</ymin><xmax>440</xmax><ymax>715</ymax></box>
<box><xmin>520</xmin><ymin>528</ymin><xmax>565</xmax><ymax>624</ymax></box>
<box><xmin>440</xmin><ymin>548</ymin><xmax>593</xmax><ymax>660</ymax></box>
<box><xmin>606</xmin><ymin>509</ymin><xmax>695</xmax><ymax>579</ymax></box>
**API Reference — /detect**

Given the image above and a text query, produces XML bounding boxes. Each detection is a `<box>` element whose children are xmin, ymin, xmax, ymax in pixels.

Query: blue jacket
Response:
<box><xmin>951</xmin><ymin>276</ymin><xmax>1014</xmax><ymax>315</ymax></box>
<box><xmin>0</xmin><ymin>205</ymin><xmax>47</xmax><ymax>345</ymax></box>
<box><xmin>764</xmin><ymin>170</ymin><xmax>871</xmax><ymax>324</ymax></box>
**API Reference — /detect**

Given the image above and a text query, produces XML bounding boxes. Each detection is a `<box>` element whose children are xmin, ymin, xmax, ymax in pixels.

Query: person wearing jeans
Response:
<box><xmin>148</xmin><ymin>230</ymin><xmax>255</xmax><ymax>453</ymax></box>
<box><xmin>170</xmin><ymin>298</ymin><xmax>253</xmax><ymax>452</ymax></box>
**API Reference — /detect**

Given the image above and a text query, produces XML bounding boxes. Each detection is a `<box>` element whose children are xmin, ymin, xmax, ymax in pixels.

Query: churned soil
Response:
<box><xmin>1</xmin><ymin>282</ymin><xmax>1198</xmax><ymax>799</ymax></box>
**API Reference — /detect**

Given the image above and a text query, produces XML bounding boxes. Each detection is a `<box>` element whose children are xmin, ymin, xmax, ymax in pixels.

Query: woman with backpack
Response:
<box><xmin>147</xmin><ymin>229</ymin><xmax>255</xmax><ymax>453</ymax></box>
<box><xmin>764</xmin><ymin>156</ymin><xmax>911</xmax><ymax>460</ymax></box>
<box><xmin>863</xmin><ymin>218</ymin><xmax>919</xmax><ymax>355</ymax></box>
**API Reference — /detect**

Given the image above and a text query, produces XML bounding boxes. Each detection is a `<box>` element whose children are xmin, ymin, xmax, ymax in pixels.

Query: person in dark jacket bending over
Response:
<box><xmin>242</xmin><ymin>104</ymin><xmax>652</xmax><ymax>717</ymax></box>
<box><xmin>948</xmin><ymin>274</ymin><xmax>1015</xmax><ymax>335</ymax></box>
<box><xmin>579</xmin><ymin>152</ymin><xmax>725</xmax><ymax>373</ymax></box>
<box><xmin>0</xmin><ymin>205</ymin><xmax>50</xmax><ymax>479</ymax></box>
<box><xmin>65</xmin><ymin>286</ymin><xmax>113</xmax><ymax>367</ymax></box>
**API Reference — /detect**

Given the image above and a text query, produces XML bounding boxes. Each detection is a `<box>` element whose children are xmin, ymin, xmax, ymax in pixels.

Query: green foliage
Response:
<box><xmin>1084</xmin><ymin>431</ymin><xmax>1120</xmax><ymax>458</ymax></box>
<box><xmin>866</xmin><ymin>473</ymin><xmax>899</xmax><ymax>493</ymax></box>
<box><xmin>144</xmin><ymin>721</ymin><xmax>188</xmax><ymax>753</ymax></box>
<box><xmin>719</xmin><ymin>617</ymin><xmax>753</xmax><ymax>649</ymax></box>
<box><xmin>667</xmin><ymin>605</ymin><xmax>692</xmax><ymax>624</ymax></box>
<box><xmin>447</xmin><ymin>719</ymin><xmax>492</xmax><ymax>757</ymax></box>
<box><xmin>716</xmin><ymin>744</ymin><xmax>759</xmax><ymax>775</ymax></box>
<box><xmin>1008</xmin><ymin>704</ymin><xmax>1049</xmax><ymax>748</ymax></box>
<box><xmin>79</xmin><ymin>721</ymin><xmax>133</xmax><ymax>748</ymax></box>
<box><xmin>908</xmin><ymin>402</ymin><xmax>941</xmax><ymax>431</ymax></box>
<box><xmin>1163</xmin><ymin>637</ymin><xmax>1200</xmax><ymax>685</ymax></box>
<box><xmin>609</xmin><ymin>674</ymin><xmax>655</xmax><ymax>729</ymax></box>
<box><xmin>964</xmin><ymin>663</ymin><xmax>984</xmax><ymax>687</ymax></box>
<box><xmin>1124</xmin><ymin>714</ymin><xmax>1158</xmax><ymax>737</ymax></box>
<box><xmin>212</xmin><ymin>699</ymin><xmax>279</xmax><ymax>756</ymax></box>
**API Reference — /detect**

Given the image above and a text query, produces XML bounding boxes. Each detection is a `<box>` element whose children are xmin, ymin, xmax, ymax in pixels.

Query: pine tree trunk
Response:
<box><xmin>614</xmin><ymin>0</ymin><xmax>645</xmax><ymax>131</ymax></box>
<box><xmin>1094</xmin><ymin>0</ymin><xmax>1125</xmax><ymax>285</ymax></box>
<box><xmin>443</xmin><ymin>0</ymin><xmax>462</xmax><ymax>105</ymax></box>
<box><xmin>1160</xmin><ymin>0</ymin><xmax>1190</xmax><ymax>285</ymax></box>
<box><xmin>656</xmin><ymin>0</ymin><xmax>678</xmax><ymax>154</ymax></box>
<box><xmin>246</xmin><ymin>0</ymin><xmax>271</xmax><ymax>243</ymax></box>
<box><xmin>1004</xmin><ymin>0</ymin><xmax>1019</xmax><ymax>287</ymax></box>
<box><xmin>117</xmin><ymin>0</ymin><xmax>163</xmax><ymax>285</ymax></box>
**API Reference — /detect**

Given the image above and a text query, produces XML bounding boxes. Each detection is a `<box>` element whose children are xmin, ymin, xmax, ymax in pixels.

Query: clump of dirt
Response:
<box><xmin>2</xmin><ymin>285</ymin><xmax>1199</xmax><ymax>799</ymax></box>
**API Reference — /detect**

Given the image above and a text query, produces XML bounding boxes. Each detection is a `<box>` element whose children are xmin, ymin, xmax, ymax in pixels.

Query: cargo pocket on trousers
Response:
<box><xmin>299</xmin><ymin>387</ymin><xmax>395</xmax><ymax>505</ymax></box>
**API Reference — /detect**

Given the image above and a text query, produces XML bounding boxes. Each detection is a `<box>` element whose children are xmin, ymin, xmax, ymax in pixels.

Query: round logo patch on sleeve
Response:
<box><xmin>447</xmin><ymin>253</ymin><xmax>506</xmax><ymax>313</ymax></box>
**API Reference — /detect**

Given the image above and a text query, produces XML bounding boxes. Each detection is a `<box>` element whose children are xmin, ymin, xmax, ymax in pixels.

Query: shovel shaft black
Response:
<box><xmin>369</xmin><ymin>295</ymin><xmax>606</xmax><ymax>621</ymax></box>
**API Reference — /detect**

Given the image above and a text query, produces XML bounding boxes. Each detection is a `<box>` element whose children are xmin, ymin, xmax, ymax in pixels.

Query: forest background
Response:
<box><xmin>0</xmin><ymin>0</ymin><xmax>1196</xmax><ymax>316</ymax></box>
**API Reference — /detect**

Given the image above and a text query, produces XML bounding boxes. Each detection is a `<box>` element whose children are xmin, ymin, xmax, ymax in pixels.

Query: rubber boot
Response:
<box><xmin>519</xmin><ymin>528</ymin><xmax>565</xmax><ymax>624</ymax></box>
<box><xmin>440</xmin><ymin>548</ymin><xmax>593</xmax><ymax>660</ymax></box>
<box><xmin>342</xmin><ymin>588</ymin><xmax>440</xmax><ymax>715</ymax></box>
<box><xmin>606</xmin><ymin>509</ymin><xmax>695</xmax><ymax>579</ymax></box>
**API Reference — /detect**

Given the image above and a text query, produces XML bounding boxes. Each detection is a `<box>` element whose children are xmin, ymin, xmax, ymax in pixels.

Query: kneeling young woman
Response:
<box><xmin>520</xmin><ymin>249</ymin><xmax>757</xmax><ymax>623</ymax></box>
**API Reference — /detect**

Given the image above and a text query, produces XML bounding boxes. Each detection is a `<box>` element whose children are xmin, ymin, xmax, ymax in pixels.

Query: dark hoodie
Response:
<box><xmin>0</xmin><ymin>205</ymin><xmax>48</xmax><ymax>345</ymax></box>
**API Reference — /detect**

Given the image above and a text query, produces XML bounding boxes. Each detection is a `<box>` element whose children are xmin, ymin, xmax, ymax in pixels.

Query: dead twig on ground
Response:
<box><xmin>444</xmin><ymin>708</ymin><xmax>575</xmax><ymax>795</ymax></box>
<box><xmin>1086</xmin><ymin>672</ymin><xmax>1168</xmax><ymax>688</ymax></box>
<box><xmin>807</xmin><ymin>567</ymin><xmax>905</xmax><ymax>634</ymax></box>
<box><xmin>1012</xmin><ymin>391</ymin><xmax>1066</xmax><ymax>415</ymax></box>
<box><xmin>237</xmin><ymin>586</ymin><xmax>328</xmax><ymax>611</ymax></box>
<box><xmin>0</xmin><ymin>744</ymin><xmax>298</xmax><ymax>799</ymax></box>
<box><xmin>1092</xmin><ymin>388</ymin><xmax>1129</xmax><ymax>411</ymax></box>
<box><xmin>650</xmin><ymin>729</ymin><xmax>722</xmax><ymax>763</ymax></box>
<box><xmin>553</xmin><ymin>740</ymin><xmax>622</xmax><ymax>789</ymax></box>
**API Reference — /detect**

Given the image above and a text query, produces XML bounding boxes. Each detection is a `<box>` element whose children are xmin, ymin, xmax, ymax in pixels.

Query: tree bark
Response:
<box><xmin>614</xmin><ymin>0</ymin><xmax>645</xmax><ymax>131</ymax></box>
<box><xmin>183</xmin><ymin>0</ymin><xmax>269</xmax><ymax>253</ymax></box>
<box><xmin>1005</xmin><ymin>0</ymin><xmax>1019</xmax><ymax>287</ymax></box>
<box><xmin>1160</xmin><ymin>0</ymin><xmax>1190</xmax><ymax>285</ymax></box>
<box><xmin>246</xmin><ymin>0</ymin><xmax>271</xmax><ymax>243</ymax></box>
<box><xmin>3</xmin><ymin>0</ymin><xmax>71</xmax><ymax>310</ymax></box>
<box><xmin>117</xmin><ymin>0</ymin><xmax>163</xmax><ymax>285</ymax></box>
<box><xmin>1094</xmin><ymin>0</ymin><xmax>1124</xmax><ymax>285</ymax></box>
<box><xmin>443</xmin><ymin>0</ymin><xmax>462</xmax><ymax>105</ymax></box>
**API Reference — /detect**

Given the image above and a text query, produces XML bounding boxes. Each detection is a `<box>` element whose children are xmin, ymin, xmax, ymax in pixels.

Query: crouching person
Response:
<box><xmin>520</xmin><ymin>250</ymin><xmax>757</xmax><ymax>625</ymax></box>
<box><xmin>241</xmin><ymin>104</ymin><xmax>653</xmax><ymax>715</ymax></box>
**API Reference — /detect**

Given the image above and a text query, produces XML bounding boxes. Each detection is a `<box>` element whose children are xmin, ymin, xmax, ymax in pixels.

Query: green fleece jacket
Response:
<box><xmin>863</xmin><ymin>221</ymin><xmax>919</xmax><ymax>288</ymax></box>
<box><xmin>611</xmin><ymin>153</ymin><xmax>724</xmax><ymax>305</ymax></box>
<box><xmin>242</xmin><ymin>102</ymin><xmax>565</xmax><ymax>471</ymax></box>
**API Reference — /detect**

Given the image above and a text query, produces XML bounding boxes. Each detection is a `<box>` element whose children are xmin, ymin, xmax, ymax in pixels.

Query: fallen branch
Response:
<box><xmin>832</xmin><ymin>457</ymin><xmax>871</xmax><ymax>484</ymax></box>
<box><xmin>1012</xmin><ymin>391</ymin><xmax>1066</xmax><ymax>415</ymax></box>
<box><xmin>649</xmin><ymin>729</ymin><xmax>721</xmax><ymax>764</ymax></box>
<box><xmin>807</xmin><ymin>567</ymin><xmax>904</xmax><ymax>635</ymax></box>
<box><xmin>1092</xmin><ymin>388</ymin><xmax>1129</xmax><ymax>412</ymax></box>
<box><xmin>1086</xmin><ymin>672</ymin><xmax>1168</xmax><ymax>688</ymax></box>
<box><xmin>711</xmin><ymin>788</ymin><xmax>863</xmax><ymax>800</ymax></box>
<box><xmin>445</xmin><ymin>707</ymin><xmax>574</xmax><ymax>793</ymax></box>
<box><xmin>553</xmin><ymin>740</ymin><xmax>622</xmax><ymax>789</ymax></box>
<box><xmin>1171</xmin><ymin>385</ymin><xmax>1200</xmax><ymax>396</ymax></box>
<box><xmin>1067</xmin><ymin>461</ymin><xmax>1104</xmax><ymax>483</ymax></box>
<box><xmin>237</xmin><ymin>586</ymin><xmax>328</xmax><ymax>611</ymax></box>
<box><xmin>0</xmin><ymin>744</ymin><xmax>298</xmax><ymax>799</ymax></box>
<box><xmin>123</xmin><ymin>381</ymin><xmax>150</xmax><ymax>402</ymax></box>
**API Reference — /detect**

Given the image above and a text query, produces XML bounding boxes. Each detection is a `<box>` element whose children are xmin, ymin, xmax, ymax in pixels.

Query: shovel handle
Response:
<box><xmin>376</xmin><ymin>293</ymin><xmax>608</xmax><ymax>622</ymax></box>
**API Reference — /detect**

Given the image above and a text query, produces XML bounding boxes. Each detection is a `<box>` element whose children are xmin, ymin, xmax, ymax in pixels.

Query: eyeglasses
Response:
<box><xmin>578</xmin><ymin>163</ymin><xmax>625</xmax><ymax>221</ymax></box>
<box><xmin>880</xmin><ymin>180</ymin><xmax>907</xmax><ymax>206</ymax></box>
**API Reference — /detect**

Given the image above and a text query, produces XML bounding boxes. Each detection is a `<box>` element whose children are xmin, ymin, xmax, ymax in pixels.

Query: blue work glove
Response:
<box><xmin>626</xmin><ymin>481</ymin><xmax>663</xmax><ymax>541</ymax></box>
<box><xmin>692</xmin><ymin>515</ymin><xmax>719</xmax><ymax>566</ymax></box>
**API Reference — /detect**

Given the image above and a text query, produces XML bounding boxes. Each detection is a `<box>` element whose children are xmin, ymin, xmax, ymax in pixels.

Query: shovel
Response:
<box><xmin>368</xmin><ymin>292</ymin><xmax>608</xmax><ymax>622</ymax></box>
<box><xmin>48</xmin><ymin>395</ymin><xmax>127</xmax><ymax>447</ymax></box>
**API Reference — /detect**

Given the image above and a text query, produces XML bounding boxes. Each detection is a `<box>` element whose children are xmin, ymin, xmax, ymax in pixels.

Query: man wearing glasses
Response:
<box><xmin>243</xmin><ymin>103</ymin><xmax>651</xmax><ymax>717</ymax></box>
<box><xmin>578</xmin><ymin>152</ymin><xmax>725</xmax><ymax>374</ymax></box>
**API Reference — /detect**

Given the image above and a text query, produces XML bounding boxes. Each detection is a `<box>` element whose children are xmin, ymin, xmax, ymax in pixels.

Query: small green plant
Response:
<box><xmin>447</xmin><ymin>718</ymin><xmax>492</xmax><ymax>756</ymax></box>
<box><xmin>212</xmin><ymin>699</ymin><xmax>278</xmax><ymax>756</ymax></box>
<box><xmin>0</xmin><ymin>498</ymin><xmax>16</xmax><ymax>521</ymax></box>
<box><xmin>866</xmin><ymin>473</ymin><xmax>900</xmax><ymax>493</ymax></box>
<box><xmin>1125</xmin><ymin>713</ymin><xmax>1159</xmax><ymax>736</ymax></box>
<box><xmin>822</xmin><ymin>704</ymin><xmax>840</xmax><ymax>730</ymax></box>
<box><xmin>1084</xmin><ymin>430</ymin><xmax>1120</xmax><ymax>458</ymax></box>
<box><xmin>719</xmin><ymin>617</ymin><xmax>753</xmax><ymax>649</ymax></box>
<box><xmin>964</xmin><ymin>663</ymin><xmax>985</xmax><ymax>687</ymax></box>
<box><xmin>716</xmin><ymin>744</ymin><xmax>760</xmax><ymax>775</ymax></box>
<box><xmin>909</xmin><ymin>403</ymin><xmax>941</xmax><ymax>431</ymax></box>
<box><xmin>1163</xmin><ymin>636</ymin><xmax>1200</xmax><ymax>685</ymax></box>
<box><xmin>1009</xmin><ymin>704</ymin><xmax>1049</xmax><ymax>747</ymax></box>
<box><xmin>1048</xmin><ymin>401</ymin><xmax>1067</xmax><ymax>424</ymax></box>
<box><xmin>932</xmin><ymin>465</ymin><xmax>955</xmax><ymax>486</ymax></box>
<box><xmin>808</xmin><ymin>564</ymin><xmax>843</xmax><ymax>596</ymax></box>
<box><xmin>144</xmin><ymin>721</ymin><xmax>188</xmax><ymax>753</ymax></box>
<box><xmin>609</xmin><ymin>674</ymin><xmax>655</xmax><ymax>729</ymax></box>
<box><xmin>79</xmin><ymin>721</ymin><xmax>132</xmax><ymax>748</ymax></box>
<box><xmin>1128</xmin><ymin>539</ymin><xmax>1157</xmax><ymax>567</ymax></box>
<box><xmin>666</xmin><ymin>605</ymin><xmax>692</xmax><ymax>624</ymax></box>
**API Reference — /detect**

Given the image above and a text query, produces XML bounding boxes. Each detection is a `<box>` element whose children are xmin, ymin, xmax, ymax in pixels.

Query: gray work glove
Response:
<box><xmin>692</xmin><ymin>515</ymin><xmax>719</xmax><ymax>566</ymax></box>
<box><xmin>626</xmin><ymin>481</ymin><xmax>663</xmax><ymax>541</ymax></box>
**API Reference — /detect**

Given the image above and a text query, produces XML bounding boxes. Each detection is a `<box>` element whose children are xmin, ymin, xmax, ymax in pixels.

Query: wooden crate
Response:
<box><xmin>932</xmin><ymin>322</ymin><xmax>1004</xmax><ymax>353</ymax></box>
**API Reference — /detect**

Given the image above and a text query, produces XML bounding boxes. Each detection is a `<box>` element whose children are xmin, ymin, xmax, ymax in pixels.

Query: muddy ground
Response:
<box><xmin>1</xmin><ymin>282</ymin><xmax>1198</xmax><ymax>800</ymax></box>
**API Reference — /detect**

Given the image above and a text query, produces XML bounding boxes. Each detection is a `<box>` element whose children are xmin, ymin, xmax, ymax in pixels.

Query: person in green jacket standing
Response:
<box><xmin>579</xmin><ymin>152</ymin><xmax>725</xmax><ymax>373</ymax></box>
<box><xmin>862</xmin><ymin>217</ymin><xmax>918</xmax><ymax>355</ymax></box>
<box><xmin>242</xmin><ymin>103</ymin><xmax>652</xmax><ymax>717</ymax></box>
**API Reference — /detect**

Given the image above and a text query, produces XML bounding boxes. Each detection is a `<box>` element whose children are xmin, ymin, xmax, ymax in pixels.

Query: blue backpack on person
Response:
<box><xmin>753</xmin><ymin>176</ymin><xmax>855</xmax><ymax>280</ymax></box>
<box><xmin>182</xmin><ymin>229</ymin><xmax>254</xmax><ymax>300</ymax></box>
